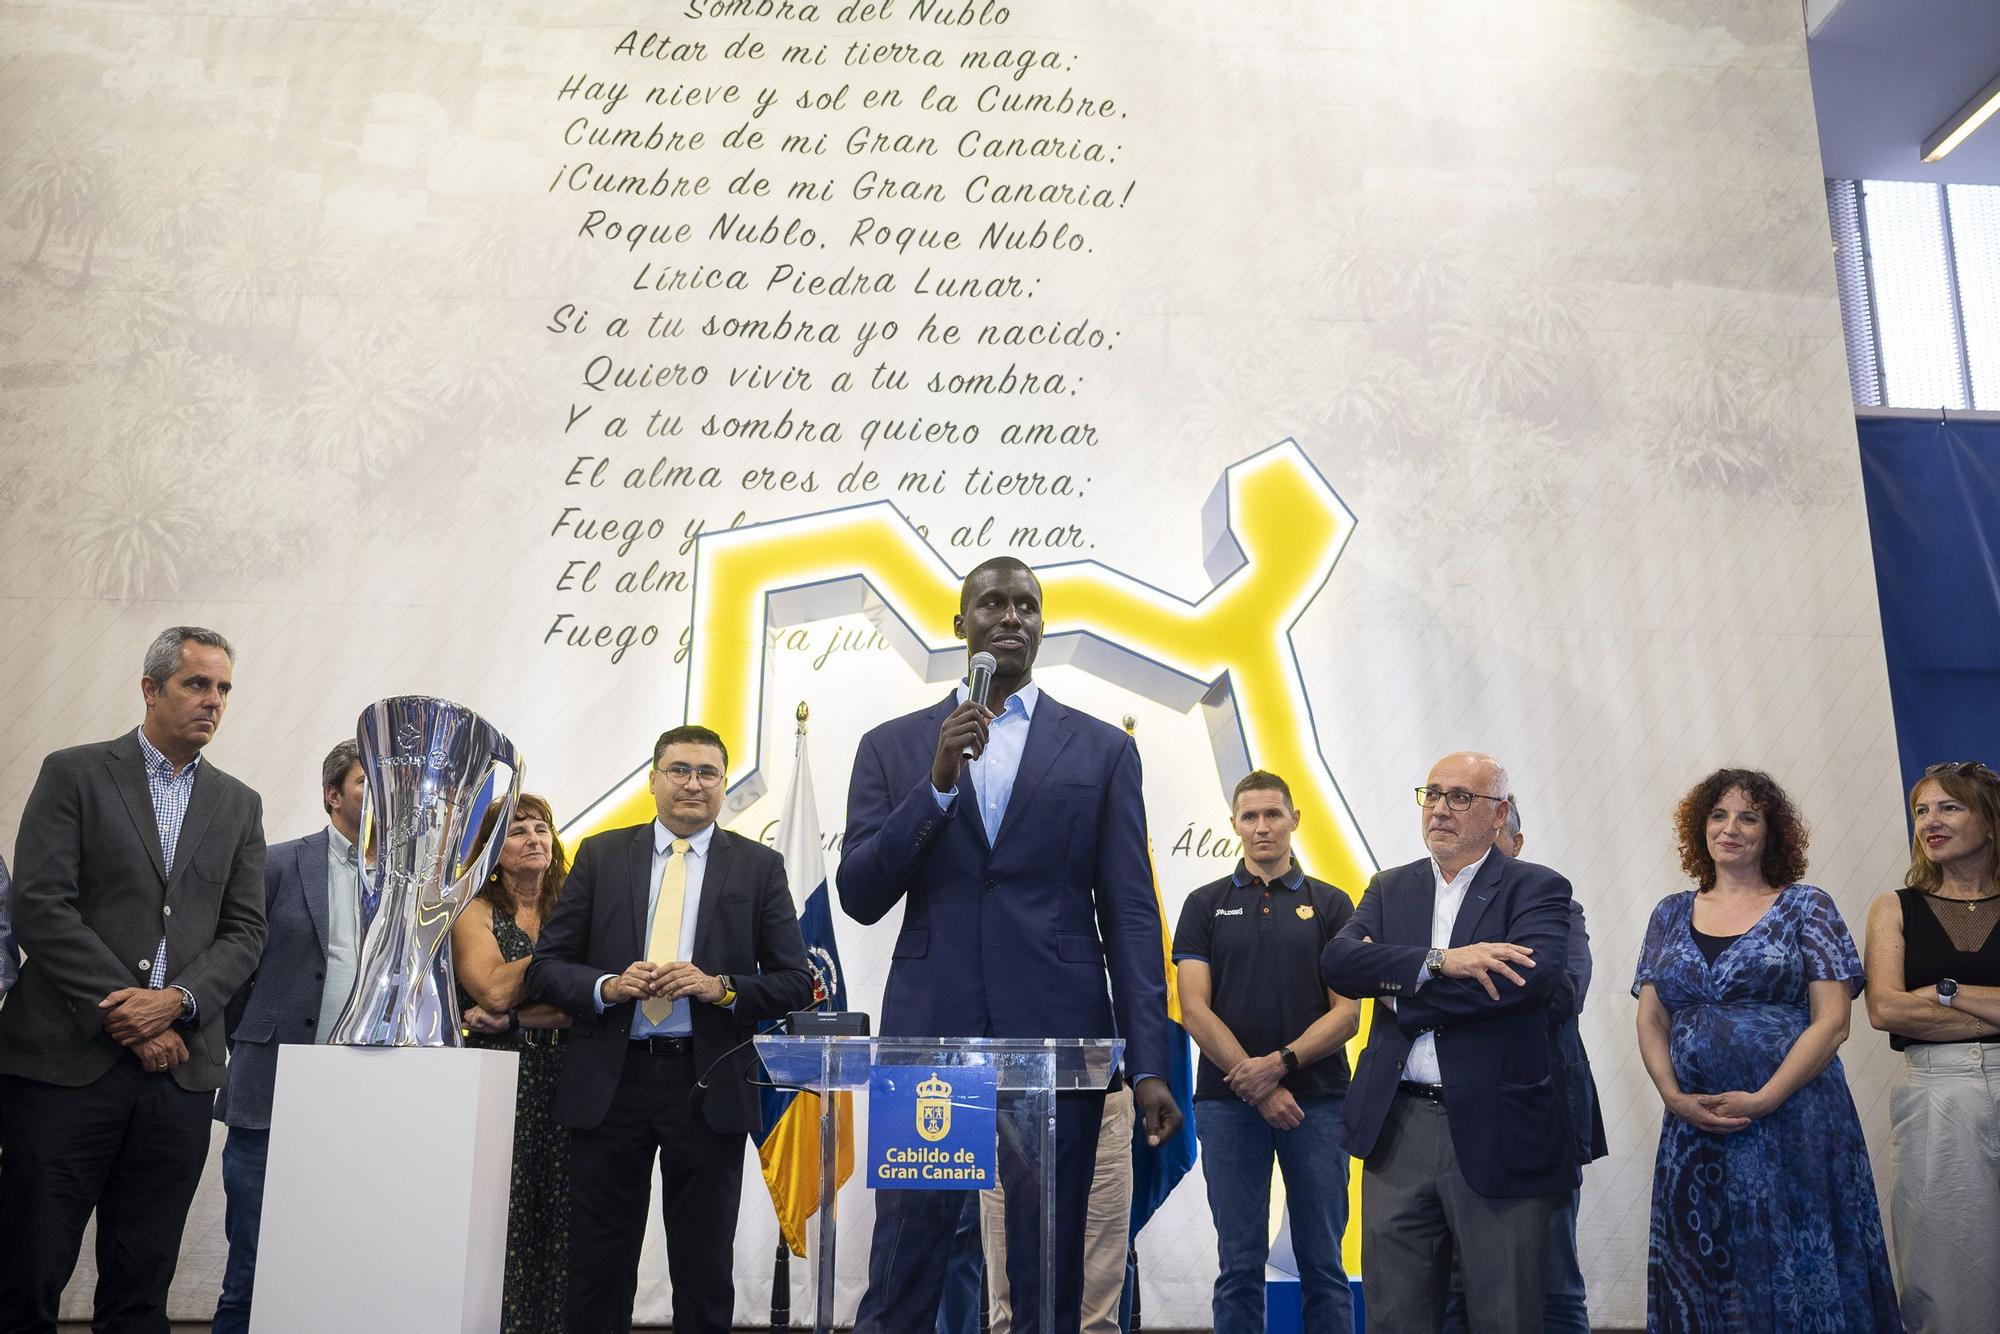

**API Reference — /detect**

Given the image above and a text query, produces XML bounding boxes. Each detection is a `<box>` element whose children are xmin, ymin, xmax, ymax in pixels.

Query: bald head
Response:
<box><xmin>1420</xmin><ymin>751</ymin><xmax>1512</xmax><ymax>876</ymax></box>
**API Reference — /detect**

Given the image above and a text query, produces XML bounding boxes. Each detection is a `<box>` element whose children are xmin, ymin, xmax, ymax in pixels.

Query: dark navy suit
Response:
<box><xmin>1320</xmin><ymin>849</ymin><xmax>1579</xmax><ymax>1198</ymax></box>
<box><xmin>526</xmin><ymin>820</ymin><xmax>811</xmax><ymax>1334</ymax></box>
<box><xmin>840</xmin><ymin>690</ymin><xmax>1169</xmax><ymax>1334</ymax></box>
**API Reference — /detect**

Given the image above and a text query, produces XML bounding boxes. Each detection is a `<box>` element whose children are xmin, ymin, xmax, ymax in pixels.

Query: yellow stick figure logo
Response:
<box><xmin>567</xmin><ymin>440</ymin><xmax>1377</xmax><ymax>900</ymax></box>
<box><xmin>915</xmin><ymin>1072</ymin><xmax>953</xmax><ymax>1143</ymax></box>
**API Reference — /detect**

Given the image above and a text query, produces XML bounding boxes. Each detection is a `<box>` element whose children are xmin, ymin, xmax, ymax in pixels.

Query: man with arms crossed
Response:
<box><xmin>209</xmin><ymin>739</ymin><xmax>367</xmax><ymax>1334</ymax></box>
<box><xmin>526</xmin><ymin>724</ymin><xmax>812</xmax><ymax>1334</ymax></box>
<box><xmin>1175</xmin><ymin>769</ymin><xmax>1360</xmax><ymax>1334</ymax></box>
<box><xmin>1320</xmin><ymin>751</ymin><xmax>1576</xmax><ymax>1333</ymax></box>
<box><xmin>0</xmin><ymin>627</ymin><xmax>267</xmax><ymax>1333</ymax></box>
<box><xmin>840</xmin><ymin>556</ymin><xmax>1183</xmax><ymax>1334</ymax></box>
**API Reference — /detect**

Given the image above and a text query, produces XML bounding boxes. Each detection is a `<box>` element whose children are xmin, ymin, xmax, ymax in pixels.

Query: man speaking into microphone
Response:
<box><xmin>840</xmin><ymin>555</ymin><xmax>1182</xmax><ymax>1334</ymax></box>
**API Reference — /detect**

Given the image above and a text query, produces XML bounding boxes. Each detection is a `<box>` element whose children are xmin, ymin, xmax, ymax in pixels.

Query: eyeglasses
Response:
<box><xmin>656</xmin><ymin>763</ymin><xmax>725</xmax><ymax>788</ymax></box>
<box><xmin>1415</xmin><ymin>786</ymin><xmax>1507</xmax><ymax>811</ymax></box>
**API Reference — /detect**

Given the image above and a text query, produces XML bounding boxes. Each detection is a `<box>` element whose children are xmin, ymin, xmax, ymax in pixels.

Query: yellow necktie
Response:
<box><xmin>641</xmin><ymin>838</ymin><xmax>691</xmax><ymax>1025</ymax></box>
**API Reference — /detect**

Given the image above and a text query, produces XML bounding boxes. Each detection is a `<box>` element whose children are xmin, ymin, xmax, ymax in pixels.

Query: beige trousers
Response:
<box><xmin>980</xmin><ymin>1085</ymin><xmax>1134</xmax><ymax>1334</ymax></box>
<box><xmin>1888</xmin><ymin>1042</ymin><xmax>2000</xmax><ymax>1334</ymax></box>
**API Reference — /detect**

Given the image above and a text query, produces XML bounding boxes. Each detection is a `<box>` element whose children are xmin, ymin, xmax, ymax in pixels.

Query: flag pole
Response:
<box><xmin>770</xmin><ymin>703</ymin><xmax>809</xmax><ymax>1332</ymax></box>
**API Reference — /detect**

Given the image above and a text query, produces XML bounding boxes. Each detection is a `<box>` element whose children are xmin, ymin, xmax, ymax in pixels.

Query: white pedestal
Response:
<box><xmin>251</xmin><ymin>1044</ymin><xmax>520</xmax><ymax>1334</ymax></box>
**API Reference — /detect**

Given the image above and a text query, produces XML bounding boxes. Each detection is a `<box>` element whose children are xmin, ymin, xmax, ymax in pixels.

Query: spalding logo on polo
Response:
<box><xmin>1214</xmin><ymin>907</ymin><xmax>1244</xmax><ymax>916</ymax></box>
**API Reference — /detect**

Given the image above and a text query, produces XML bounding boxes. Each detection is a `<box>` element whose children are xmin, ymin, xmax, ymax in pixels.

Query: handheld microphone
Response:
<box><xmin>961</xmin><ymin>650</ymin><xmax>998</xmax><ymax>759</ymax></box>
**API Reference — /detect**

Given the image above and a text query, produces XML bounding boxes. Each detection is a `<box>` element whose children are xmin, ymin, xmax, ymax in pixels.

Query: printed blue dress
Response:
<box><xmin>1631</xmin><ymin>885</ymin><xmax>1899</xmax><ymax>1333</ymax></box>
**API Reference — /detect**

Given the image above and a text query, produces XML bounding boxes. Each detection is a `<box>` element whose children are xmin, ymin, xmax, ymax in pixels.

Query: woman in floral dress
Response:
<box><xmin>1633</xmin><ymin>768</ymin><xmax>1898</xmax><ymax>1332</ymax></box>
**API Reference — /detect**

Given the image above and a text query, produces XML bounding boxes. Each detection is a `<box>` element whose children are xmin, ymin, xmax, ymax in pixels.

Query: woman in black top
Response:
<box><xmin>1864</xmin><ymin>761</ymin><xmax>2000</xmax><ymax>1334</ymax></box>
<box><xmin>454</xmin><ymin>793</ymin><xmax>575</xmax><ymax>1334</ymax></box>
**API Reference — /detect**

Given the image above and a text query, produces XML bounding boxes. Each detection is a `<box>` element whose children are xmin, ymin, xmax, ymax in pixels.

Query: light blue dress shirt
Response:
<box><xmin>932</xmin><ymin>680</ymin><xmax>1040</xmax><ymax>842</ymax></box>
<box><xmin>135</xmin><ymin>727</ymin><xmax>199</xmax><ymax>1016</ymax></box>
<box><xmin>314</xmin><ymin>825</ymin><xmax>363</xmax><ymax>1041</ymax></box>
<box><xmin>593</xmin><ymin>820</ymin><xmax>715</xmax><ymax>1037</ymax></box>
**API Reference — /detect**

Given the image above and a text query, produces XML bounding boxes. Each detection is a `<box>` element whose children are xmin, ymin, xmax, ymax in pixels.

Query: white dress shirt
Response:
<box><xmin>1401</xmin><ymin>847</ymin><xmax>1492</xmax><ymax>1085</ymax></box>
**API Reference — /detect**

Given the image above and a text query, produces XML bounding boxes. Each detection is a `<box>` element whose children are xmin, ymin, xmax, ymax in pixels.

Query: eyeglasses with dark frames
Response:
<box><xmin>1414</xmin><ymin>786</ymin><xmax>1508</xmax><ymax>812</ymax></box>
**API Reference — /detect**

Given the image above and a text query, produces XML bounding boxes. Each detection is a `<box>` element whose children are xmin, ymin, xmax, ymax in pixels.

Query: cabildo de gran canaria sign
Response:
<box><xmin>868</xmin><ymin>1065</ymin><xmax>997</xmax><ymax>1188</ymax></box>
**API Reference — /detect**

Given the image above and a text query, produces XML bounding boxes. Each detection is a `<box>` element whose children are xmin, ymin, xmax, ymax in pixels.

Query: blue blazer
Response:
<box><xmin>1554</xmin><ymin>900</ymin><xmax>1609</xmax><ymax>1167</ymax></box>
<box><xmin>837</xmin><ymin>691</ymin><xmax>1171</xmax><ymax>1079</ymax></box>
<box><xmin>215</xmin><ymin>830</ymin><xmax>332</xmax><ymax>1130</ymax></box>
<box><xmin>1320</xmin><ymin>849</ymin><xmax>1580</xmax><ymax>1199</ymax></box>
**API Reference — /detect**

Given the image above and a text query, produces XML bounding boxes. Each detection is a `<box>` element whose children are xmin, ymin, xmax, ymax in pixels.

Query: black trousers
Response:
<box><xmin>854</xmin><ymin>1089</ymin><xmax>1106</xmax><ymax>1334</ymax></box>
<box><xmin>564</xmin><ymin>1045</ymin><xmax>745</xmax><ymax>1334</ymax></box>
<box><xmin>0</xmin><ymin>1064</ymin><xmax>212</xmax><ymax>1334</ymax></box>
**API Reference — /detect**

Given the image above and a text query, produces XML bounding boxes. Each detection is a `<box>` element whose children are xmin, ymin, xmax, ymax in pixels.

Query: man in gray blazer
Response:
<box><xmin>209</xmin><ymin>739</ymin><xmax>366</xmax><ymax>1334</ymax></box>
<box><xmin>0</xmin><ymin>627</ymin><xmax>267</xmax><ymax>1334</ymax></box>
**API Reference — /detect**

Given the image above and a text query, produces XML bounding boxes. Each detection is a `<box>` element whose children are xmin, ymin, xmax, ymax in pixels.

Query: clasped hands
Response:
<box><xmin>1221</xmin><ymin>1052</ymin><xmax>1304</xmax><ymax>1129</ymax></box>
<box><xmin>99</xmin><ymin>986</ymin><xmax>189</xmax><ymax>1072</ymax></box>
<box><xmin>1670</xmin><ymin>1088</ymin><xmax>1773</xmax><ymax>1134</ymax></box>
<box><xmin>602</xmin><ymin>960</ymin><xmax>727</xmax><ymax>1006</ymax></box>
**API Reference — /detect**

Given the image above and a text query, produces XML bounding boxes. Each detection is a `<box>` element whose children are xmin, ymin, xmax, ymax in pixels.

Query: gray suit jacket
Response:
<box><xmin>214</xmin><ymin>829</ymin><xmax>332</xmax><ymax>1128</ymax></box>
<box><xmin>0</xmin><ymin>732</ymin><xmax>267</xmax><ymax>1092</ymax></box>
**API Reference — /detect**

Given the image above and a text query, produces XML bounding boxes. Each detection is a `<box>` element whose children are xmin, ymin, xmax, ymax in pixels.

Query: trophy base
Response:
<box><xmin>251</xmin><ymin>1045</ymin><xmax>519</xmax><ymax>1333</ymax></box>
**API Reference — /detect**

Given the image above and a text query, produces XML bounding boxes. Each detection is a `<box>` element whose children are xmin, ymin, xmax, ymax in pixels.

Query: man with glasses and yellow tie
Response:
<box><xmin>527</xmin><ymin>724</ymin><xmax>813</xmax><ymax>1334</ymax></box>
<box><xmin>1319</xmin><ymin>751</ymin><xmax>1579</xmax><ymax>1334</ymax></box>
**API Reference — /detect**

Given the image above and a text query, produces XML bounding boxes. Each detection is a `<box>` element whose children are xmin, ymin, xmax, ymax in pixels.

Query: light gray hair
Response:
<box><xmin>320</xmin><ymin>740</ymin><xmax>361</xmax><ymax>811</ymax></box>
<box><xmin>142</xmin><ymin>626</ymin><xmax>235</xmax><ymax>684</ymax></box>
<box><xmin>1505</xmin><ymin>794</ymin><xmax>1522</xmax><ymax>837</ymax></box>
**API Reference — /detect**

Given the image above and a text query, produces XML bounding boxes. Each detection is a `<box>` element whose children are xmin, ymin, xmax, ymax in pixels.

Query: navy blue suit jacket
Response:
<box><xmin>838</xmin><ymin>691</ymin><xmax>1171</xmax><ymax>1079</ymax></box>
<box><xmin>1553</xmin><ymin>900</ymin><xmax>1609</xmax><ymax>1167</ymax></box>
<box><xmin>525</xmin><ymin>822</ymin><xmax>813</xmax><ymax>1136</ymax></box>
<box><xmin>215</xmin><ymin>830</ymin><xmax>332</xmax><ymax>1130</ymax></box>
<box><xmin>1320</xmin><ymin>849</ymin><xmax>1580</xmax><ymax>1199</ymax></box>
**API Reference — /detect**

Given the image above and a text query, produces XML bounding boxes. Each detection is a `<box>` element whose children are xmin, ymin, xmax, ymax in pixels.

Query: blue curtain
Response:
<box><xmin>1857</xmin><ymin>414</ymin><xmax>2000</xmax><ymax>800</ymax></box>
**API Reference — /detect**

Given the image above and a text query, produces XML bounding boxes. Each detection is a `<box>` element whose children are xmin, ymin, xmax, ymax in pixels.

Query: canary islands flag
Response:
<box><xmin>757</xmin><ymin>729</ymin><xmax>855</xmax><ymax>1256</ymax></box>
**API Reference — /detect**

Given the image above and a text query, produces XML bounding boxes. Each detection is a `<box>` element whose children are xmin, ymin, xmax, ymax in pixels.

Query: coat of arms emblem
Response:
<box><xmin>916</xmin><ymin>1071</ymin><xmax>953</xmax><ymax>1142</ymax></box>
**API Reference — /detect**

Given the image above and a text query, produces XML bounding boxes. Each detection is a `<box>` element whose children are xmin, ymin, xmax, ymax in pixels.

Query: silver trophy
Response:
<box><xmin>329</xmin><ymin>696</ymin><xmax>522</xmax><ymax>1047</ymax></box>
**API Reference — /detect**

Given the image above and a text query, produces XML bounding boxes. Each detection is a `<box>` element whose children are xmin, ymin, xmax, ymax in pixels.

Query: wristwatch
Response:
<box><xmin>716</xmin><ymin>975</ymin><xmax>738</xmax><ymax>1007</ymax></box>
<box><xmin>1278</xmin><ymin>1046</ymin><xmax>1300</xmax><ymax>1073</ymax></box>
<box><xmin>1425</xmin><ymin>947</ymin><xmax>1446</xmax><ymax>976</ymax></box>
<box><xmin>1938</xmin><ymin>978</ymin><xmax>1959</xmax><ymax>1008</ymax></box>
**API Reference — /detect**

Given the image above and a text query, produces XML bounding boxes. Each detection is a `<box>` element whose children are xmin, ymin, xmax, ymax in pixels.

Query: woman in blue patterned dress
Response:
<box><xmin>1633</xmin><ymin>769</ymin><xmax>1898</xmax><ymax>1332</ymax></box>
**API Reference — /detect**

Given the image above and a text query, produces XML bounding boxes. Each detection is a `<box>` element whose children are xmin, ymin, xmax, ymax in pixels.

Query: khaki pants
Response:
<box><xmin>1889</xmin><ymin>1042</ymin><xmax>2000</xmax><ymax>1334</ymax></box>
<box><xmin>980</xmin><ymin>1086</ymin><xmax>1134</xmax><ymax>1334</ymax></box>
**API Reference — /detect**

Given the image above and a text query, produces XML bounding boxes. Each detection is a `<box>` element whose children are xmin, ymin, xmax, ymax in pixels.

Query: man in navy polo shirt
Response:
<box><xmin>1174</xmin><ymin>770</ymin><xmax>1360</xmax><ymax>1334</ymax></box>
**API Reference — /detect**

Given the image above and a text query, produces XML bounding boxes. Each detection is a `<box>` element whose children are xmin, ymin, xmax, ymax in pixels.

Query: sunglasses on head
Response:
<box><xmin>1925</xmin><ymin>760</ymin><xmax>2000</xmax><ymax>781</ymax></box>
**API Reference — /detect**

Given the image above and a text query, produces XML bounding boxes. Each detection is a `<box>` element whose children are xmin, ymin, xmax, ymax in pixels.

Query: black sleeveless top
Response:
<box><xmin>1894</xmin><ymin>887</ymin><xmax>2000</xmax><ymax>1049</ymax></box>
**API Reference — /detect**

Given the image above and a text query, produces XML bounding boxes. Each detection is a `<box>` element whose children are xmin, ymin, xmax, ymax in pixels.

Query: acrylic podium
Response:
<box><xmin>755</xmin><ymin>1034</ymin><xmax>1124</xmax><ymax>1334</ymax></box>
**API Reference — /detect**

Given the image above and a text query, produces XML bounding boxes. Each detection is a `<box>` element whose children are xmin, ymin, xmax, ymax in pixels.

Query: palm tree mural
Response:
<box><xmin>295</xmin><ymin>330</ymin><xmax>433</xmax><ymax>478</ymax></box>
<box><xmin>59</xmin><ymin>450</ymin><xmax>205</xmax><ymax>599</ymax></box>
<box><xmin>6</xmin><ymin>128</ymin><xmax>118</xmax><ymax>283</ymax></box>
